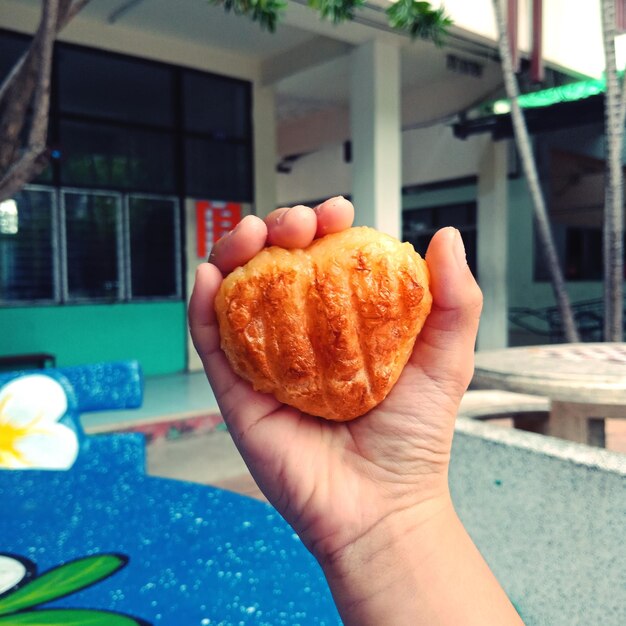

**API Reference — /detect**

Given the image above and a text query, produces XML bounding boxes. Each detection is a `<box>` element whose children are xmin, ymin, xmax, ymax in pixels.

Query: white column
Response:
<box><xmin>252</xmin><ymin>84</ymin><xmax>277</xmax><ymax>219</ymax></box>
<box><xmin>477</xmin><ymin>140</ymin><xmax>509</xmax><ymax>350</ymax></box>
<box><xmin>350</xmin><ymin>40</ymin><xmax>401</xmax><ymax>238</ymax></box>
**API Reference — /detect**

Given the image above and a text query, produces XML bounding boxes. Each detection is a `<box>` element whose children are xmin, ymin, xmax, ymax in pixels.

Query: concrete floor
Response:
<box><xmin>146</xmin><ymin>430</ymin><xmax>266</xmax><ymax>501</ymax></box>
<box><xmin>85</xmin><ymin>371</ymin><xmax>625</xmax><ymax>505</ymax></box>
<box><xmin>144</xmin><ymin>417</ymin><xmax>625</xmax><ymax>506</ymax></box>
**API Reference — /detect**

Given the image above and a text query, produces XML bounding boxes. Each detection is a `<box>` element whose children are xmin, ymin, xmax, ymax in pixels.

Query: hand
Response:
<box><xmin>189</xmin><ymin>197</ymin><xmax>482</xmax><ymax>562</ymax></box>
<box><xmin>190</xmin><ymin>199</ymin><xmax>524</xmax><ymax>625</ymax></box>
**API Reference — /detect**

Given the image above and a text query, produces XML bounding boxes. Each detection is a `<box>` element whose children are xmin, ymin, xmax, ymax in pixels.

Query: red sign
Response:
<box><xmin>196</xmin><ymin>200</ymin><xmax>242</xmax><ymax>259</ymax></box>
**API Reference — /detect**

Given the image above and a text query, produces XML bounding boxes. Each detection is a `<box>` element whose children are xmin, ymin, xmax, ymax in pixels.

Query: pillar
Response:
<box><xmin>350</xmin><ymin>40</ymin><xmax>401</xmax><ymax>238</ymax></box>
<box><xmin>477</xmin><ymin>140</ymin><xmax>509</xmax><ymax>350</ymax></box>
<box><xmin>252</xmin><ymin>85</ymin><xmax>277</xmax><ymax>219</ymax></box>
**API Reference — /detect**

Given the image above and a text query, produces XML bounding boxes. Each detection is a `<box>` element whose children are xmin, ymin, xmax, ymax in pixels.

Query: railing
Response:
<box><xmin>509</xmin><ymin>297</ymin><xmax>626</xmax><ymax>343</ymax></box>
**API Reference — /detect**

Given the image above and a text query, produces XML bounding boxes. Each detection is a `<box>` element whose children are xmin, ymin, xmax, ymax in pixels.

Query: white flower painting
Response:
<box><xmin>0</xmin><ymin>375</ymin><xmax>78</xmax><ymax>470</ymax></box>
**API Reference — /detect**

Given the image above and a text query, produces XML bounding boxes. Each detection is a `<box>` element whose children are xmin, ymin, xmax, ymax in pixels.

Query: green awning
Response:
<box><xmin>492</xmin><ymin>76</ymin><xmax>612</xmax><ymax>115</ymax></box>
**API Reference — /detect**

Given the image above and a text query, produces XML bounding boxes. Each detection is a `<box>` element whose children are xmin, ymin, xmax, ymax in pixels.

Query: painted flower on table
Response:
<box><xmin>0</xmin><ymin>375</ymin><xmax>78</xmax><ymax>470</ymax></box>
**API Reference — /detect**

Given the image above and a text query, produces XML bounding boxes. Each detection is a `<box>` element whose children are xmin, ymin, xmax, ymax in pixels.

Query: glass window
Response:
<box><xmin>403</xmin><ymin>203</ymin><xmax>477</xmax><ymax>277</ymax></box>
<box><xmin>57</xmin><ymin>47</ymin><xmax>175</xmax><ymax>127</ymax></box>
<box><xmin>183</xmin><ymin>71</ymin><xmax>250</xmax><ymax>139</ymax></box>
<box><xmin>63</xmin><ymin>190</ymin><xmax>121</xmax><ymax>300</ymax></box>
<box><xmin>59</xmin><ymin>120</ymin><xmax>177</xmax><ymax>192</ymax></box>
<box><xmin>0</xmin><ymin>32</ymin><xmax>28</xmax><ymax>81</ymax></box>
<box><xmin>128</xmin><ymin>196</ymin><xmax>179</xmax><ymax>298</ymax></box>
<box><xmin>0</xmin><ymin>188</ymin><xmax>55</xmax><ymax>302</ymax></box>
<box><xmin>184</xmin><ymin>137</ymin><xmax>252</xmax><ymax>201</ymax></box>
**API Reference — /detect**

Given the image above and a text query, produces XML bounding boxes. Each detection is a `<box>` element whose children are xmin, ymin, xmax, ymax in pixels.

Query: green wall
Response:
<box><xmin>0</xmin><ymin>302</ymin><xmax>187</xmax><ymax>376</ymax></box>
<box><xmin>403</xmin><ymin>180</ymin><xmax>604</xmax><ymax>309</ymax></box>
<box><xmin>507</xmin><ymin>178</ymin><xmax>603</xmax><ymax>311</ymax></box>
<box><xmin>402</xmin><ymin>183</ymin><xmax>476</xmax><ymax>210</ymax></box>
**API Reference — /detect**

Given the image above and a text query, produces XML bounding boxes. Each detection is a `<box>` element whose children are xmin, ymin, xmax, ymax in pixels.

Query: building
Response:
<box><xmin>0</xmin><ymin>0</ymin><xmax>618</xmax><ymax>375</ymax></box>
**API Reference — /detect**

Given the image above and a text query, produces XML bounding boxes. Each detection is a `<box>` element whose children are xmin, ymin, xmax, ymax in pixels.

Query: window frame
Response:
<box><xmin>124</xmin><ymin>192</ymin><xmax>182</xmax><ymax>302</ymax></box>
<box><xmin>0</xmin><ymin>185</ymin><xmax>182</xmax><ymax>306</ymax></box>
<box><xmin>0</xmin><ymin>185</ymin><xmax>60</xmax><ymax>307</ymax></box>
<box><xmin>1</xmin><ymin>30</ymin><xmax>253</xmax><ymax>307</ymax></box>
<box><xmin>60</xmin><ymin>187</ymin><xmax>125</xmax><ymax>304</ymax></box>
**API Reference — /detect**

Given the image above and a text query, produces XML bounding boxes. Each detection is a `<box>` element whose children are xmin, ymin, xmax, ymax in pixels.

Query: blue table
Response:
<box><xmin>0</xmin><ymin>363</ymin><xmax>340</xmax><ymax>625</ymax></box>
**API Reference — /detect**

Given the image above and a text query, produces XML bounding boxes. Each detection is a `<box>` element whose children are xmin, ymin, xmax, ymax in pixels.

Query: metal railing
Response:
<box><xmin>509</xmin><ymin>297</ymin><xmax>626</xmax><ymax>343</ymax></box>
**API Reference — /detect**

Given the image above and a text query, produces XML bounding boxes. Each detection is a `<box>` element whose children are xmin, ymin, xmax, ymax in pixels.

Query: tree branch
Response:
<box><xmin>0</xmin><ymin>0</ymin><xmax>90</xmax><ymax>197</ymax></box>
<box><xmin>27</xmin><ymin>0</ymin><xmax>59</xmax><ymax>150</ymax></box>
<box><xmin>0</xmin><ymin>146</ymin><xmax>49</xmax><ymax>203</ymax></box>
<box><xmin>0</xmin><ymin>0</ymin><xmax>90</xmax><ymax>109</ymax></box>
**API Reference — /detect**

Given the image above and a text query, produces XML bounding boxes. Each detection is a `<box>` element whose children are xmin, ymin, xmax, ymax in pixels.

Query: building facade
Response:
<box><xmin>0</xmin><ymin>0</ymin><xmax>620</xmax><ymax>376</ymax></box>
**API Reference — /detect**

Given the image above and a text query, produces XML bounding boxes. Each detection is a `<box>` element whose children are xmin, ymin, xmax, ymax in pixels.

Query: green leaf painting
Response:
<box><xmin>0</xmin><ymin>553</ymin><xmax>148</xmax><ymax>625</ymax></box>
<box><xmin>0</xmin><ymin>555</ymin><xmax>126</xmax><ymax>615</ymax></box>
<box><xmin>0</xmin><ymin>609</ymin><xmax>142</xmax><ymax>625</ymax></box>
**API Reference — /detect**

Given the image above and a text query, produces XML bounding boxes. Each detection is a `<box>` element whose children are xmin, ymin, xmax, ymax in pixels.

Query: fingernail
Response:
<box><xmin>275</xmin><ymin>207</ymin><xmax>292</xmax><ymax>225</ymax></box>
<box><xmin>452</xmin><ymin>229</ymin><xmax>467</xmax><ymax>268</ymax></box>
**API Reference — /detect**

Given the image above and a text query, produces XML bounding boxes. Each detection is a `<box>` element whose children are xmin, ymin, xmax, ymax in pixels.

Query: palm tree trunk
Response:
<box><xmin>601</xmin><ymin>0</ymin><xmax>624</xmax><ymax>342</ymax></box>
<box><xmin>492</xmin><ymin>0</ymin><xmax>579</xmax><ymax>342</ymax></box>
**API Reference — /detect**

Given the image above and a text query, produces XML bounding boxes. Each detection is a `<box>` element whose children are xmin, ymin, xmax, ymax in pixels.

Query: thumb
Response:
<box><xmin>412</xmin><ymin>227</ymin><xmax>483</xmax><ymax>394</ymax></box>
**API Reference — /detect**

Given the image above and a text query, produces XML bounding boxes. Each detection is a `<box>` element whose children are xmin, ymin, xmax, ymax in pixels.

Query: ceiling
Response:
<box><xmin>14</xmin><ymin>0</ymin><xmax>507</xmax><ymax>126</ymax></box>
<box><xmin>72</xmin><ymin>0</ymin><xmax>319</xmax><ymax>59</ymax></box>
<box><xmin>47</xmin><ymin>1</ymin><xmax>501</xmax><ymax>92</ymax></box>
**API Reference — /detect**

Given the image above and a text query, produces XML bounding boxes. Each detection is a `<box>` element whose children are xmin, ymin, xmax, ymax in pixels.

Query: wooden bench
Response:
<box><xmin>459</xmin><ymin>389</ymin><xmax>550</xmax><ymax>433</ymax></box>
<box><xmin>0</xmin><ymin>352</ymin><xmax>56</xmax><ymax>371</ymax></box>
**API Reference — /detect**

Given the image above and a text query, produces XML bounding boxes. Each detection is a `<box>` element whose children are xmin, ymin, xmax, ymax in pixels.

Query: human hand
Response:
<box><xmin>188</xmin><ymin>197</ymin><xmax>483</xmax><ymax>567</ymax></box>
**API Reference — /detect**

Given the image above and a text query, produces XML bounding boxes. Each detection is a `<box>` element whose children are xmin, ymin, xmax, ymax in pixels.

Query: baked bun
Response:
<box><xmin>214</xmin><ymin>226</ymin><xmax>432</xmax><ymax>421</ymax></box>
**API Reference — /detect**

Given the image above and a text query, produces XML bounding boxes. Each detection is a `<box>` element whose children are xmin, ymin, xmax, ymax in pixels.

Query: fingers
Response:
<box><xmin>265</xmin><ymin>205</ymin><xmax>317</xmax><ymax>248</ymax></box>
<box><xmin>209</xmin><ymin>197</ymin><xmax>353</xmax><ymax>276</ymax></box>
<box><xmin>188</xmin><ymin>263</ymin><xmax>229</xmax><ymax>382</ymax></box>
<box><xmin>264</xmin><ymin>196</ymin><xmax>354</xmax><ymax>247</ymax></box>
<box><xmin>208</xmin><ymin>215</ymin><xmax>267</xmax><ymax>275</ymax></box>
<box><xmin>413</xmin><ymin>228</ymin><xmax>483</xmax><ymax>391</ymax></box>
<box><xmin>313</xmin><ymin>196</ymin><xmax>355</xmax><ymax>237</ymax></box>
<box><xmin>188</xmin><ymin>263</ymin><xmax>281</xmax><ymax>421</ymax></box>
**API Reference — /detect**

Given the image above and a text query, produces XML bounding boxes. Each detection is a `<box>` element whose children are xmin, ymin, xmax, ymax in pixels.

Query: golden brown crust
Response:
<box><xmin>214</xmin><ymin>226</ymin><xmax>432</xmax><ymax>421</ymax></box>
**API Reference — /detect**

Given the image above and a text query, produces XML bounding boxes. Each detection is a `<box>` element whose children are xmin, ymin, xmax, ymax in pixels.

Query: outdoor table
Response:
<box><xmin>472</xmin><ymin>343</ymin><xmax>626</xmax><ymax>447</ymax></box>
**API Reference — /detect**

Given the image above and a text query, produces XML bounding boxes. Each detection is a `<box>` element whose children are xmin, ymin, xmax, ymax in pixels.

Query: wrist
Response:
<box><xmin>319</xmin><ymin>493</ymin><xmax>523</xmax><ymax>626</ymax></box>
<box><xmin>319</xmin><ymin>493</ymin><xmax>456</xmax><ymax>624</ymax></box>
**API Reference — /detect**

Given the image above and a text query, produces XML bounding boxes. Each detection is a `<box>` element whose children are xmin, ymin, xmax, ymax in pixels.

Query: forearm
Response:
<box><xmin>320</xmin><ymin>495</ymin><xmax>524</xmax><ymax>626</ymax></box>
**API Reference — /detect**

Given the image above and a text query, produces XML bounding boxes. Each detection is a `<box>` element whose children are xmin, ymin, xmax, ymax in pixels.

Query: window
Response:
<box><xmin>128</xmin><ymin>195</ymin><xmax>180</xmax><ymax>299</ymax></box>
<box><xmin>184</xmin><ymin>137</ymin><xmax>251</xmax><ymax>201</ymax></box>
<box><xmin>536</xmin><ymin>225</ymin><xmax>626</xmax><ymax>282</ymax></box>
<box><xmin>0</xmin><ymin>186</ymin><xmax>181</xmax><ymax>305</ymax></box>
<box><xmin>0</xmin><ymin>31</ymin><xmax>253</xmax><ymax>305</ymax></box>
<box><xmin>183</xmin><ymin>71</ymin><xmax>250</xmax><ymax>139</ymax></box>
<box><xmin>0</xmin><ymin>188</ymin><xmax>56</xmax><ymax>303</ymax></box>
<box><xmin>57</xmin><ymin>47</ymin><xmax>175</xmax><ymax>127</ymax></box>
<box><xmin>63</xmin><ymin>190</ymin><xmax>121</xmax><ymax>301</ymax></box>
<box><xmin>403</xmin><ymin>203</ymin><xmax>477</xmax><ymax>277</ymax></box>
<box><xmin>534</xmin><ymin>148</ymin><xmax>621</xmax><ymax>282</ymax></box>
<box><xmin>60</xmin><ymin>121</ymin><xmax>177</xmax><ymax>193</ymax></box>
<box><xmin>0</xmin><ymin>31</ymin><xmax>27</xmax><ymax>81</ymax></box>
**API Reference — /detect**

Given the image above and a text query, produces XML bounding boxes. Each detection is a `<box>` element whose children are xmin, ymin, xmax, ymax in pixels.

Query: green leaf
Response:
<box><xmin>0</xmin><ymin>555</ymin><xmax>127</xmax><ymax>616</ymax></box>
<box><xmin>0</xmin><ymin>609</ymin><xmax>143</xmax><ymax>625</ymax></box>
<box><xmin>209</xmin><ymin>0</ymin><xmax>287</xmax><ymax>32</ymax></box>
<box><xmin>386</xmin><ymin>0</ymin><xmax>452</xmax><ymax>46</ymax></box>
<box><xmin>307</xmin><ymin>0</ymin><xmax>366</xmax><ymax>24</ymax></box>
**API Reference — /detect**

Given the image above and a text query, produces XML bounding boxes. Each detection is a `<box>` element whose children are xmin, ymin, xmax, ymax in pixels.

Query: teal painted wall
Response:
<box><xmin>507</xmin><ymin>178</ymin><xmax>603</xmax><ymax>311</ymax></box>
<box><xmin>0</xmin><ymin>302</ymin><xmax>187</xmax><ymax>376</ymax></box>
<box><xmin>402</xmin><ymin>183</ymin><xmax>476</xmax><ymax>210</ymax></box>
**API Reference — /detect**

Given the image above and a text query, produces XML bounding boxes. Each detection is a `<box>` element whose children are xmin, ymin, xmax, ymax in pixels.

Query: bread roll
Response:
<box><xmin>214</xmin><ymin>226</ymin><xmax>432</xmax><ymax>421</ymax></box>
